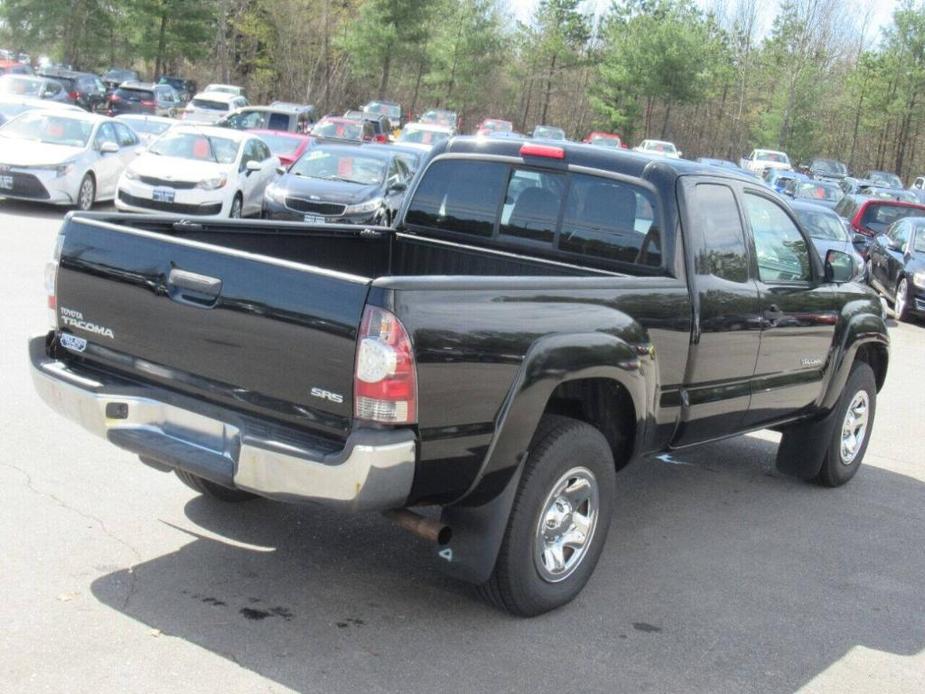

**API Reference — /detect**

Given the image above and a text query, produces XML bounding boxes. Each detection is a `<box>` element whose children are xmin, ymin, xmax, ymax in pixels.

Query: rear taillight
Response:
<box><xmin>141</xmin><ymin>100</ymin><xmax>155</xmax><ymax>107</ymax></box>
<box><xmin>354</xmin><ymin>306</ymin><xmax>417</xmax><ymax>425</ymax></box>
<box><xmin>374</xmin><ymin>133</ymin><xmax>388</xmax><ymax>143</ymax></box>
<box><xmin>110</xmin><ymin>94</ymin><xmax>121</xmax><ymax>103</ymax></box>
<box><xmin>45</xmin><ymin>233</ymin><xmax>65</xmax><ymax>329</ymax></box>
<box><xmin>68</xmin><ymin>90</ymin><xmax>78</xmax><ymax>100</ymax></box>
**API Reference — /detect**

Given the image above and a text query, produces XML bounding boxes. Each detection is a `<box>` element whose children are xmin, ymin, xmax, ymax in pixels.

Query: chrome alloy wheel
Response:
<box><xmin>534</xmin><ymin>466</ymin><xmax>599</xmax><ymax>583</ymax></box>
<box><xmin>895</xmin><ymin>279</ymin><xmax>908</xmax><ymax>318</ymax></box>
<box><xmin>840</xmin><ymin>390</ymin><xmax>870</xmax><ymax>465</ymax></box>
<box><xmin>78</xmin><ymin>176</ymin><xmax>94</xmax><ymax>211</ymax></box>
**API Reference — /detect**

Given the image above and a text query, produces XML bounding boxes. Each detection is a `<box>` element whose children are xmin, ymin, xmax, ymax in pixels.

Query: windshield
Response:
<box><xmin>867</xmin><ymin>172</ymin><xmax>903</xmax><ymax>188</ymax></box>
<box><xmin>191</xmin><ymin>98</ymin><xmax>229</xmax><ymax>111</ymax></box>
<box><xmin>258</xmin><ymin>132</ymin><xmax>304</xmax><ymax>157</ymax></box>
<box><xmin>313</xmin><ymin>120</ymin><xmax>362</xmax><ymax>140</ymax></box>
<box><xmin>590</xmin><ymin>136</ymin><xmax>620</xmax><ymax>148</ymax></box>
<box><xmin>534</xmin><ymin>126</ymin><xmax>565</xmax><ymax>140</ymax></box>
<box><xmin>120</xmin><ymin>118</ymin><xmax>171</xmax><ymax>136</ymax></box>
<box><xmin>645</xmin><ymin>141</ymin><xmax>676</xmax><ymax>153</ymax></box>
<box><xmin>756</xmin><ymin>151</ymin><xmax>788</xmax><ymax>163</ymax></box>
<box><xmin>148</xmin><ymin>132</ymin><xmax>239</xmax><ymax>163</ymax></box>
<box><xmin>0</xmin><ymin>112</ymin><xmax>92</xmax><ymax>147</ymax></box>
<box><xmin>812</xmin><ymin>159</ymin><xmax>847</xmax><ymax>175</ymax></box>
<box><xmin>795</xmin><ymin>182</ymin><xmax>841</xmax><ymax>202</ymax></box>
<box><xmin>399</xmin><ymin>126</ymin><xmax>450</xmax><ymax>146</ymax></box>
<box><xmin>793</xmin><ymin>208</ymin><xmax>849</xmax><ymax>241</ymax></box>
<box><xmin>0</xmin><ymin>75</ymin><xmax>42</xmax><ymax>96</ymax></box>
<box><xmin>289</xmin><ymin>149</ymin><xmax>386</xmax><ymax>185</ymax></box>
<box><xmin>364</xmin><ymin>102</ymin><xmax>401</xmax><ymax>120</ymax></box>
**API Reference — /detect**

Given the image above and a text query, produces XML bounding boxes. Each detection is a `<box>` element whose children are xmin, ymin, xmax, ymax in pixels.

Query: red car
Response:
<box><xmin>0</xmin><ymin>60</ymin><xmax>32</xmax><ymax>76</ymax></box>
<box><xmin>475</xmin><ymin>118</ymin><xmax>513</xmax><ymax>136</ymax></box>
<box><xmin>834</xmin><ymin>194</ymin><xmax>925</xmax><ymax>257</ymax></box>
<box><xmin>251</xmin><ymin>129</ymin><xmax>314</xmax><ymax>168</ymax></box>
<box><xmin>583</xmin><ymin>131</ymin><xmax>624</xmax><ymax>149</ymax></box>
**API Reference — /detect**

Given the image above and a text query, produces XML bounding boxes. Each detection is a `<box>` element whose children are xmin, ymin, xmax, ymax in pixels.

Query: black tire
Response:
<box><xmin>75</xmin><ymin>174</ymin><xmax>95</xmax><ymax>211</ymax></box>
<box><xmin>174</xmin><ymin>469</ymin><xmax>258</xmax><ymax>502</ymax></box>
<box><xmin>478</xmin><ymin>415</ymin><xmax>616</xmax><ymax>617</ymax></box>
<box><xmin>894</xmin><ymin>277</ymin><xmax>911</xmax><ymax>322</ymax></box>
<box><xmin>814</xmin><ymin>362</ymin><xmax>877</xmax><ymax>487</ymax></box>
<box><xmin>229</xmin><ymin>194</ymin><xmax>243</xmax><ymax>219</ymax></box>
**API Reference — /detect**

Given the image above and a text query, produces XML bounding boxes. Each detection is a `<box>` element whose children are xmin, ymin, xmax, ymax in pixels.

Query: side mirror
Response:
<box><xmin>824</xmin><ymin>249</ymin><xmax>855</xmax><ymax>283</ymax></box>
<box><xmin>390</xmin><ymin>181</ymin><xmax>407</xmax><ymax>193</ymax></box>
<box><xmin>246</xmin><ymin>160</ymin><xmax>262</xmax><ymax>172</ymax></box>
<box><xmin>99</xmin><ymin>141</ymin><xmax>119</xmax><ymax>154</ymax></box>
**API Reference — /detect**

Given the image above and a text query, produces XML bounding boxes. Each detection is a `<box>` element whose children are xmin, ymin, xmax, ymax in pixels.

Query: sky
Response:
<box><xmin>505</xmin><ymin>0</ymin><xmax>901</xmax><ymax>46</ymax></box>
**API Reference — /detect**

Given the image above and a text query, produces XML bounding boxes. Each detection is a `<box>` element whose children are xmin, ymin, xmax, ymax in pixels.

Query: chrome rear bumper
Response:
<box><xmin>29</xmin><ymin>335</ymin><xmax>416</xmax><ymax>511</ymax></box>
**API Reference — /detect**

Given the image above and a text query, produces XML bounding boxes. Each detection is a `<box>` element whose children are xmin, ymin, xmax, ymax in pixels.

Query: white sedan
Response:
<box><xmin>0</xmin><ymin>109</ymin><xmax>143</xmax><ymax>210</ymax></box>
<box><xmin>633</xmin><ymin>139</ymin><xmax>682</xmax><ymax>159</ymax></box>
<box><xmin>115</xmin><ymin>126</ymin><xmax>278</xmax><ymax>218</ymax></box>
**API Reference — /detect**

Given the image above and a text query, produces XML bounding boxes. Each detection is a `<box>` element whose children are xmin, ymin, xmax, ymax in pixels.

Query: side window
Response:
<box><xmin>890</xmin><ymin>222</ymin><xmax>910</xmax><ymax>247</ymax></box>
<box><xmin>94</xmin><ymin>122</ymin><xmax>117</xmax><ymax>148</ymax></box>
<box><xmin>113</xmin><ymin>122</ymin><xmax>137</xmax><ymax>147</ymax></box>
<box><xmin>267</xmin><ymin>112</ymin><xmax>289</xmax><ymax>131</ymax></box>
<box><xmin>694</xmin><ymin>183</ymin><xmax>749</xmax><ymax>282</ymax></box>
<box><xmin>743</xmin><ymin>193</ymin><xmax>811</xmax><ymax>282</ymax></box>
<box><xmin>405</xmin><ymin>159</ymin><xmax>508</xmax><ymax>237</ymax></box>
<box><xmin>241</xmin><ymin>140</ymin><xmax>259</xmax><ymax>168</ymax></box>
<box><xmin>499</xmin><ymin>168</ymin><xmax>564</xmax><ymax>244</ymax></box>
<box><xmin>559</xmin><ymin>173</ymin><xmax>660</xmax><ymax>267</ymax></box>
<box><xmin>255</xmin><ymin>140</ymin><xmax>271</xmax><ymax>161</ymax></box>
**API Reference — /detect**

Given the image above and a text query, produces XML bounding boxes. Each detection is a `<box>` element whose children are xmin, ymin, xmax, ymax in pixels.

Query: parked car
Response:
<box><xmin>397</xmin><ymin>122</ymin><xmax>452</xmax><ymax>150</ymax></box>
<box><xmin>217</xmin><ymin>104</ymin><xmax>317</xmax><ymax>133</ymax></box>
<box><xmin>805</xmin><ymin>158</ymin><xmax>849</xmax><ymax>181</ymax></box>
<box><xmin>475</xmin><ymin>118</ymin><xmax>513</xmax><ymax>136</ymax></box>
<box><xmin>362</xmin><ymin>99</ymin><xmax>404</xmax><ymax>128</ymax></box>
<box><xmin>0</xmin><ymin>74</ymin><xmax>68</xmax><ymax>102</ymax></box>
<box><xmin>202</xmin><ymin>83</ymin><xmax>245</xmax><ymax>98</ymax></box>
<box><xmin>790</xmin><ymin>200</ymin><xmax>865</xmax><ymax>281</ymax></box>
<box><xmin>0</xmin><ymin>60</ymin><xmax>32</xmax><ymax>76</ymax></box>
<box><xmin>583</xmin><ymin>131</ymin><xmax>623</xmax><ymax>149</ymax></box>
<box><xmin>419</xmin><ymin>109</ymin><xmax>458</xmax><ymax>130</ymax></box>
<box><xmin>250</xmin><ymin>129</ymin><xmax>313</xmax><ymax>168</ymax></box>
<box><xmin>863</xmin><ymin>170</ymin><xmax>903</xmax><ymax>190</ymax></box>
<box><xmin>108</xmin><ymin>82</ymin><xmax>181</xmax><ymax>118</ymax></box>
<box><xmin>32</xmin><ymin>137</ymin><xmax>888</xmax><ymax>619</ymax></box>
<box><xmin>182</xmin><ymin>91</ymin><xmax>248</xmax><ymax>125</ymax></box>
<box><xmin>157</xmin><ymin>75</ymin><xmax>196</xmax><ymax>103</ymax></box>
<box><xmin>834</xmin><ymin>194</ymin><xmax>925</xmax><ymax>256</ymax></box>
<box><xmin>363</xmin><ymin>114</ymin><xmax>392</xmax><ymax>143</ymax></box>
<box><xmin>634</xmin><ymin>139</ymin><xmax>681</xmax><ymax>158</ymax></box>
<box><xmin>36</xmin><ymin>69</ymin><xmax>106</xmax><ymax>111</ymax></box>
<box><xmin>532</xmin><ymin>125</ymin><xmax>566</xmax><ymax>141</ymax></box>
<box><xmin>866</xmin><ymin>217</ymin><xmax>925</xmax><ymax>320</ymax></box>
<box><xmin>787</xmin><ymin>180</ymin><xmax>843</xmax><ymax>208</ymax></box>
<box><xmin>116</xmin><ymin>125</ymin><xmax>278</xmax><ymax>218</ymax></box>
<box><xmin>0</xmin><ymin>109</ymin><xmax>141</xmax><ymax>210</ymax></box>
<box><xmin>101</xmin><ymin>68</ymin><xmax>140</xmax><ymax>95</ymax></box>
<box><xmin>311</xmin><ymin>116</ymin><xmax>370</xmax><ymax>142</ymax></box>
<box><xmin>263</xmin><ymin>143</ymin><xmax>413</xmax><ymax>224</ymax></box>
<box><xmin>740</xmin><ymin>148</ymin><xmax>791</xmax><ymax>174</ymax></box>
<box><xmin>113</xmin><ymin>114</ymin><xmax>176</xmax><ymax>146</ymax></box>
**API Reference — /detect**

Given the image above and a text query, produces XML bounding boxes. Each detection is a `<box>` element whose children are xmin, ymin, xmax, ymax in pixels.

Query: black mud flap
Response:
<box><xmin>436</xmin><ymin>466</ymin><xmax>524</xmax><ymax>585</ymax></box>
<box><xmin>775</xmin><ymin>408</ymin><xmax>839</xmax><ymax>480</ymax></box>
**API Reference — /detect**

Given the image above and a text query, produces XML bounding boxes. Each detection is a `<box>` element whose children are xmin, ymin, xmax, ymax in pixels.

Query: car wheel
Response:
<box><xmin>895</xmin><ymin>278</ymin><xmax>910</xmax><ymax>322</ymax></box>
<box><xmin>478</xmin><ymin>415</ymin><xmax>615</xmax><ymax>617</ymax></box>
<box><xmin>175</xmin><ymin>470</ymin><xmax>258</xmax><ymax>502</ymax></box>
<box><xmin>229</xmin><ymin>194</ymin><xmax>242</xmax><ymax>219</ymax></box>
<box><xmin>865</xmin><ymin>260</ymin><xmax>874</xmax><ymax>287</ymax></box>
<box><xmin>75</xmin><ymin>174</ymin><xmax>95</xmax><ymax>211</ymax></box>
<box><xmin>814</xmin><ymin>362</ymin><xmax>876</xmax><ymax>487</ymax></box>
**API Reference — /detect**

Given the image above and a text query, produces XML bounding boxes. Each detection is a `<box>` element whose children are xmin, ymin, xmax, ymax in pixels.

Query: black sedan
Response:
<box><xmin>867</xmin><ymin>216</ymin><xmax>925</xmax><ymax>321</ymax></box>
<box><xmin>262</xmin><ymin>144</ymin><xmax>413</xmax><ymax>225</ymax></box>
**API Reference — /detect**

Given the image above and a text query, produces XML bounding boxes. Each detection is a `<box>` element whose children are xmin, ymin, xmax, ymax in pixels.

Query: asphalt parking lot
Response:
<box><xmin>1</xmin><ymin>200</ymin><xmax>923</xmax><ymax>694</ymax></box>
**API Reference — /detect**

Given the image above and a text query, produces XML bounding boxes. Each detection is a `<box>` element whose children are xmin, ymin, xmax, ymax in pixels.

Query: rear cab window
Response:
<box><xmin>404</xmin><ymin>158</ymin><xmax>662</xmax><ymax>271</ymax></box>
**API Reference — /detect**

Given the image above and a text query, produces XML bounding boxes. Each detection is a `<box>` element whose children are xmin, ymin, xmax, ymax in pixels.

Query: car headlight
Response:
<box><xmin>197</xmin><ymin>174</ymin><xmax>227</xmax><ymax>190</ymax></box>
<box><xmin>264</xmin><ymin>183</ymin><xmax>286</xmax><ymax>204</ymax></box>
<box><xmin>344</xmin><ymin>197</ymin><xmax>383</xmax><ymax>215</ymax></box>
<box><xmin>54</xmin><ymin>163</ymin><xmax>74</xmax><ymax>178</ymax></box>
<box><xmin>123</xmin><ymin>168</ymin><xmax>138</xmax><ymax>180</ymax></box>
<box><xmin>914</xmin><ymin>271</ymin><xmax>925</xmax><ymax>289</ymax></box>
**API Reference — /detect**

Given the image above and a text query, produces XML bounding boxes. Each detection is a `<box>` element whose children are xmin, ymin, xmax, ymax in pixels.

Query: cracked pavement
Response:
<box><xmin>1</xmin><ymin>200</ymin><xmax>923</xmax><ymax>693</ymax></box>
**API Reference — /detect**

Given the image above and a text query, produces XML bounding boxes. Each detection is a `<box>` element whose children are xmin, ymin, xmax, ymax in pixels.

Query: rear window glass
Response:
<box><xmin>267</xmin><ymin>112</ymin><xmax>290</xmax><ymax>130</ymax></box>
<box><xmin>191</xmin><ymin>98</ymin><xmax>229</xmax><ymax>111</ymax></box>
<box><xmin>860</xmin><ymin>203</ymin><xmax>925</xmax><ymax>233</ymax></box>
<box><xmin>116</xmin><ymin>88</ymin><xmax>154</xmax><ymax>100</ymax></box>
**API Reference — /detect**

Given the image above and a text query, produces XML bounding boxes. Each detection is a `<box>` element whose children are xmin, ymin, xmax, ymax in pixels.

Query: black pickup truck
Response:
<box><xmin>31</xmin><ymin>138</ymin><xmax>889</xmax><ymax>616</ymax></box>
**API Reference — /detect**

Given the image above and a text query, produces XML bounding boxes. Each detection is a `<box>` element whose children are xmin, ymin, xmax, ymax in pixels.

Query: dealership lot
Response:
<box><xmin>1</xmin><ymin>200</ymin><xmax>923</xmax><ymax>693</ymax></box>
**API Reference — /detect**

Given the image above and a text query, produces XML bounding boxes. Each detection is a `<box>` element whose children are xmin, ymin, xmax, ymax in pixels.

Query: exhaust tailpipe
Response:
<box><xmin>384</xmin><ymin>509</ymin><xmax>452</xmax><ymax>545</ymax></box>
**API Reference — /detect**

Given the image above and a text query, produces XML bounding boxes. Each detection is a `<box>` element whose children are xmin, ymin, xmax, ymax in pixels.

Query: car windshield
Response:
<box><xmin>534</xmin><ymin>126</ymin><xmax>565</xmax><ymax>140</ymax></box>
<box><xmin>313</xmin><ymin>120</ymin><xmax>362</xmax><ymax>140</ymax></box>
<box><xmin>756</xmin><ymin>151</ymin><xmax>788</xmax><ymax>163</ymax></box>
<box><xmin>364</xmin><ymin>102</ymin><xmax>401</xmax><ymax>120</ymax></box>
<box><xmin>258</xmin><ymin>132</ymin><xmax>304</xmax><ymax>157</ymax></box>
<box><xmin>868</xmin><ymin>172</ymin><xmax>903</xmax><ymax>188</ymax></box>
<box><xmin>590</xmin><ymin>136</ymin><xmax>620</xmax><ymax>148</ymax></box>
<box><xmin>793</xmin><ymin>208</ymin><xmax>849</xmax><ymax>241</ymax></box>
<box><xmin>119</xmin><ymin>118</ymin><xmax>171</xmax><ymax>136</ymax></box>
<box><xmin>116</xmin><ymin>88</ymin><xmax>155</xmax><ymax>101</ymax></box>
<box><xmin>0</xmin><ymin>75</ymin><xmax>42</xmax><ymax>96</ymax></box>
<box><xmin>860</xmin><ymin>203</ymin><xmax>925</xmax><ymax>234</ymax></box>
<box><xmin>795</xmin><ymin>182</ymin><xmax>841</xmax><ymax>202</ymax></box>
<box><xmin>399</xmin><ymin>126</ymin><xmax>450</xmax><ymax>146</ymax></box>
<box><xmin>645</xmin><ymin>141</ymin><xmax>676</xmax><ymax>153</ymax></box>
<box><xmin>0</xmin><ymin>112</ymin><xmax>92</xmax><ymax>147</ymax></box>
<box><xmin>482</xmin><ymin>119</ymin><xmax>512</xmax><ymax>132</ymax></box>
<box><xmin>812</xmin><ymin>160</ymin><xmax>847</xmax><ymax>175</ymax></box>
<box><xmin>148</xmin><ymin>132</ymin><xmax>239</xmax><ymax>163</ymax></box>
<box><xmin>290</xmin><ymin>149</ymin><xmax>386</xmax><ymax>185</ymax></box>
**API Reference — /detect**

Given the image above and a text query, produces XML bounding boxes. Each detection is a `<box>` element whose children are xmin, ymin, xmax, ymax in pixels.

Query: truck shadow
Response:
<box><xmin>91</xmin><ymin>434</ymin><xmax>925</xmax><ymax>692</ymax></box>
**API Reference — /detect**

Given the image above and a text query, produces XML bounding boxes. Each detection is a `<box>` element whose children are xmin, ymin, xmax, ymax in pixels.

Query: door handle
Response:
<box><xmin>167</xmin><ymin>268</ymin><xmax>222</xmax><ymax>308</ymax></box>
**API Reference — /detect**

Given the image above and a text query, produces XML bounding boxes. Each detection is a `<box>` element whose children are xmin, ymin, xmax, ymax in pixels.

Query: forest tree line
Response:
<box><xmin>4</xmin><ymin>0</ymin><xmax>925</xmax><ymax>180</ymax></box>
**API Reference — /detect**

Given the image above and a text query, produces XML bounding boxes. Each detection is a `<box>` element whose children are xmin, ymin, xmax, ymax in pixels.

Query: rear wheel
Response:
<box><xmin>814</xmin><ymin>362</ymin><xmax>876</xmax><ymax>487</ymax></box>
<box><xmin>174</xmin><ymin>470</ymin><xmax>258</xmax><ymax>502</ymax></box>
<box><xmin>75</xmin><ymin>174</ymin><xmax>95</xmax><ymax>211</ymax></box>
<box><xmin>229</xmin><ymin>194</ymin><xmax>243</xmax><ymax>219</ymax></box>
<box><xmin>895</xmin><ymin>278</ymin><xmax>910</xmax><ymax>322</ymax></box>
<box><xmin>479</xmin><ymin>416</ymin><xmax>616</xmax><ymax>617</ymax></box>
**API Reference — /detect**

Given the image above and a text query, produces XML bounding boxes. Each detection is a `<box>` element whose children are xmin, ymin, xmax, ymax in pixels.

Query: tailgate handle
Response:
<box><xmin>167</xmin><ymin>268</ymin><xmax>223</xmax><ymax>308</ymax></box>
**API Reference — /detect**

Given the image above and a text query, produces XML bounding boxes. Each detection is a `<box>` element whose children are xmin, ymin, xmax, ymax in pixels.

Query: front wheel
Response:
<box><xmin>478</xmin><ymin>416</ymin><xmax>616</xmax><ymax>617</ymax></box>
<box><xmin>814</xmin><ymin>362</ymin><xmax>877</xmax><ymax>487</ymax></box>
<box><xmin>229</xmin><ymin>194</ymin><xmax>242</xmax><ymax>219</ymax></box>
<box><xmin>75</xmin><ymin>174</ymin><xmax>95</xmax><ymax>211</ymax></box>
<box><xmin>895</xmin><ymin>278</ymin><xmax>910</xmax><ymax>322</ymax></box>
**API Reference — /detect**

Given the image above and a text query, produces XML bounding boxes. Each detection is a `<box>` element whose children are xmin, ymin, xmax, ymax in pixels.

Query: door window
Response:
<box><xmin>694</xmin><ymin>183</ymin><xmax>749</xmax><ymax>282</ymax></box>
<box><xmin>94</xmin><ymin>122</ymin><xmax>118</xmax><ymax>148</ymax></box>
<box><xmin>889</xmin><ymin>221</ymin><xmax>910</xmax><ymax>249</ymax></box>
<box><xmin>743</xmin><ymin>193</ymin><xmax>811</xmax><ymax>282</ymax></box>
<box><xmin>113</xmin><ymin>122</ymin><xmax>138</xmax><ymax>147</ymax></box>
<box><xmin>267</xmin><ymin>112</ymin><xmax>290</xmax><ymax>131</ymax></box>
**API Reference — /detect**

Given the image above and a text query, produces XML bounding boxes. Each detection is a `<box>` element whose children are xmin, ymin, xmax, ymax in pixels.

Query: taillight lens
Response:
<box><xmin>68</xmin><ymin>90</ymin><xmax>78</xmax><ymax>100</ymax></box>
<box><xmin>46</xmin><ymin>232</ymin><xmax>65</xmax><ymax>328</ymax></box>
<box><xmin>354</xmin><ymin>306</ymin><xmax>417</xmax><ymax>424</ymax></box>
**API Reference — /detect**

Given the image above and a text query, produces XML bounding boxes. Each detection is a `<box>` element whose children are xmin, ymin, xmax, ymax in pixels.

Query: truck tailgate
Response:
<box><xmin>54</xmin><ymin>217</ymin><xmax>370</xmax><ymax>439</ymax></box>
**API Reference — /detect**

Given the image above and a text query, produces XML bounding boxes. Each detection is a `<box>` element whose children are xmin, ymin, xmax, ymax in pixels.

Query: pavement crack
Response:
<box><xmin>0</xmin><ymin>461</ymin><xmax>142</xmax><ymax>609</ymax></box>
